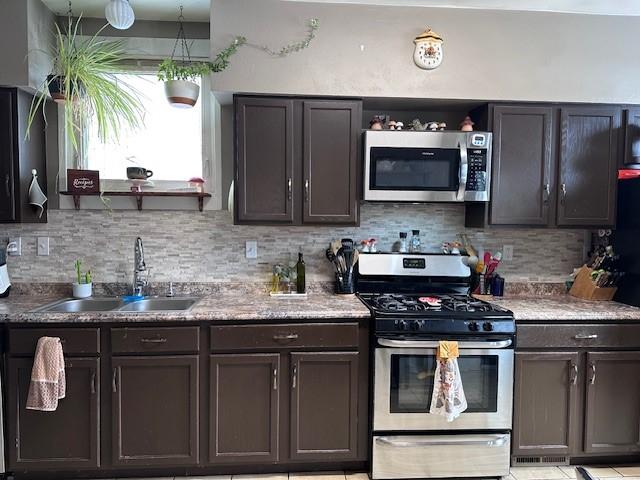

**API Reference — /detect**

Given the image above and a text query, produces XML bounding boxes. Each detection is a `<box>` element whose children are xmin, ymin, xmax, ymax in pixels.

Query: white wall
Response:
<box><xmin>210</xmin><ymin>0</ymin><xmax>640</xmax><ymax>103</ymax></box>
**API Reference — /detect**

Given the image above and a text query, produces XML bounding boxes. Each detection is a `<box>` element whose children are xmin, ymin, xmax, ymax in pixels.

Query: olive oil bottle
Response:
<box><xmin>296</xmin><ymin>252</ymin><xmax>306</xmax><ymax>294</ymax></box>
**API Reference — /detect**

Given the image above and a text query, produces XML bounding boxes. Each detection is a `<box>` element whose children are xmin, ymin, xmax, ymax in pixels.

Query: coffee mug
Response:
<box><xmin>127</xmin><ymin>167</ymin><xmax>153</xmax><ymax>180</ymax></box>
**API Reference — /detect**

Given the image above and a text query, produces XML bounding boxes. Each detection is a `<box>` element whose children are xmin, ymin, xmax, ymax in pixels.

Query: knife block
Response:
<box><xmin>569</xmin><ymin>265</ymin><xmax>617</xmax><ymax>301</ymax></box>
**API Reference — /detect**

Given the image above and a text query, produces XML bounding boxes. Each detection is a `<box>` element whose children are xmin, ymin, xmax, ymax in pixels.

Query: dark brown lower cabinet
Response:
<box><xmin>290</xmin><ymin>352</ymin><xmax>359</xmax><ymax>461</ymax></box>
<box><xmin>111</xmin><ymin>355</ymin><xmax>199</xmax><ymax>466</ymax></box>
<box><xmin>8</xmin><ymin>357</ymin><xmax>100</xmax><ymax>470</ymax></box>
<box><xmin>209</xmin><ymin>354</ymin><xmax>280</xmax><ymax>464</ymax></box>
<box><xmin>513</xmin><ymin>352</ymin><xmax>579</xmax><ymax>456</ymax></box>
<box><xmin>584</xmin><ymin>351</ymin><xmax>640</xmax><ymax>454</ymax></box>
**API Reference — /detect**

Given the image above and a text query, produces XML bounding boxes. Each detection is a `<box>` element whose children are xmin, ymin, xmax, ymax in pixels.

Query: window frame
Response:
<box><xmin>57</xmin><ymin>53</ymin><xmax>223</xmax><ymax>211</ymax></box>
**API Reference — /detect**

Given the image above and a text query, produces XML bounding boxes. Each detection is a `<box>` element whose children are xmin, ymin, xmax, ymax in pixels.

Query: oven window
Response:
<box><xmin>390</xmin><ymin>354</ymin><xmax>499</xmax><ymax>413</ymax></box>
<box><xmin>369</xmin><ymin>147</ymin><xmax>460</xmax><ymax>191</ymax></box>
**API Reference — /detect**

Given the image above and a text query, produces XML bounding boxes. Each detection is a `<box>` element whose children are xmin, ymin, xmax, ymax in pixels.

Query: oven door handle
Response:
<box><xmin>377</xmin><ymin>338</ymin><xmax>512</xmax><ymax>349</ymax></box>
<box><xmin>376</xmin><ymin>435</ymin><xmax>508</xmax><ymax>448</ymax></box>
<box><xmin>456</xmin><ymin>138</ymin><xmax>468</xmax><ymax>201</ymax></box>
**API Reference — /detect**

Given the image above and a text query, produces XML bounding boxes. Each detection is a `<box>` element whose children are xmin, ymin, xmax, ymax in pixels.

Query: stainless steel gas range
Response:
<box><xmin>356</xmin><ymin>253</ymin><xmax>516</xmax><ymax>480</ymax></box>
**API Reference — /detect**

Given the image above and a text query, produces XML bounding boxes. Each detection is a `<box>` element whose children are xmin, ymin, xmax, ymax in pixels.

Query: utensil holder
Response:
<box><xmin>335</xmin><ymin>271</ymin><xmax>355</xmax><ymax>294</ymax></box>
<box><xmin>569</xmin><ymin>265</ymin><xmax>617</xmax><ymax>301</ymax></box>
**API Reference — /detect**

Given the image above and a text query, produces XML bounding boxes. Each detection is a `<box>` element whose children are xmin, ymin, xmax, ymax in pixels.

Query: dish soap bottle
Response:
<box><xmin>296</xmin><ymin>251</ymin><xmax>306</xmax><ymax>294</ymax></box>
<box><xmin>410</xmin><ymin>230</ymin><xmax>421</xmax><ymax>253</ymax></box>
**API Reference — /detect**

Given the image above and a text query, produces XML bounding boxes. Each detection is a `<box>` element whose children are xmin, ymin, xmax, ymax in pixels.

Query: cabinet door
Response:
<box><xmin>302</xmin><ymin>100</ymin><xmax>360</xmax><ymax>225</ymax></box>
<box><xmin>513</xmin><ymin>352</ymin><xmax>579</xmax><ymax>456</ymax></box>
<box><xmin>584</xmin><ymin>351</ymin><xmax>640</xmax><ymax>454</ymax></box>
<box><xmin>111</xmin><ymin>355</ymin><xmax>199</xmax><ymax>466</ymax></box>
<box><xmin>624</xmin><ymin>107</ymin><xmax>640</xmax><ymax>166</ymax></box>
<box><xmin>8</xmin><ymin>357</ymin><xmax>100</xmax><ymax>470</ymax></box>
<box><xmin>235</xmin><ymin>97</ymin><xmax>295</xmax><ymax>224</ymax></box>
<box><xmin>290</xmin><ymin>352</ymin><xmax>359</xmax><ymax>461</ymax></box>
<box><xmin>558</xmin><ymin>107</ymin><xmax>621</xmax><ymax>226</ymax></box>
<box><xmin>210</xmin><ymin>354</ymin><xmax>280</xmax><ymax>464</ymax></box>
<box><xmin>0</xmin><ymin>89</ymin><xmax>16</xmax><ymax>222</ymax></box>
<box><xmin>491</xmin><ymin>106</ymin><xmax>554</xmax><ymax>225</ymax></box>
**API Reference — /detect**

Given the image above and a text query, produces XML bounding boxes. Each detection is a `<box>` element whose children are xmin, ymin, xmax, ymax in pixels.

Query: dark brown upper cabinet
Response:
<box><xmin>624</xmin><ymin>107</ymin><xmax>640</xmax><ymax>167</ymax></box>
<box><xmin>290</xmin><ymin>352</ymin><xmax>359</xmax><ymax>461</ymax></box>
<box><xmin>557</xmin><ymin>107</ymin><xmax>620</xmax><ymax>226</ymax></box>
<box><xmin>302</xmin><ymin>101</ymin><xmax>360</xmax><ymax>224</ymax></box>
<box><xmin>513</xmin><ymin>351</ymin><xmax>579</xmax><ymax>456</ymax></box>
<box><xmin>491</xmin><ymin>106</ymin><xmax>555</xmax><ymax>225</ymax></box>
<box><xmin>209</xmin><ymin>354</ymin><xmax>280</xmax><ymax>464</ymax></box>
<box><xmin>7</xmin><ymin>357</ymin><xmax>100</xmax><ymax>471</ymax></box>
<box><xmin>111</xmin><ymin>355</ymin><xmax>199</xmax><ymax>467</ymax></box>
<box><xmin>0</xmin><ymin>88</ymin><xmax>47</xmax><ymax>223</ymax></box>
<box><xmin>583</xmin><ymin>351</ymin><xmax>640</xmax><ymax>454</ymax></box>
<box><xmin>235</xmin><ymin>96</ymin><xmax>361</xmax><ymax>226</ymax></box>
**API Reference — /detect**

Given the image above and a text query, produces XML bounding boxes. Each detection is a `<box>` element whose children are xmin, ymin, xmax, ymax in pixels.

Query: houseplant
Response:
<box><xmin>72</xmin><ymin>259</ymin><xmax>92</xmax><ymax>298</ymax></box>
<box><xmin>157</xmin><ymin>36</ymin><xmax>246</xmax><ymax>107</ymax></box>
<box><xmin>27</xmin><ymin>15</ymin><xmax>145</xmax><ymax>152</ymax></box>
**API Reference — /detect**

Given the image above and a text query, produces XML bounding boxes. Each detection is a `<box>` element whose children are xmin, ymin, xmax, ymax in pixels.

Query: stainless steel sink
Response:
<box><xmin>32</xmin><ymin>298</ymin><xmax>126</xmax><ymax>313</ymax></box>
<box><xmin>117</xmin><ymin>297</ymin><xmax>200</xmax><ymax>312</ymax></box>
<box><xmin>32</xmin><ymin>297</ymin><xmax>200</xmax><ymax>313</ymax></box>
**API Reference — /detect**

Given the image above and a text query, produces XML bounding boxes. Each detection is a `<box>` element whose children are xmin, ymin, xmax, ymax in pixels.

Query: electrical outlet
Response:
<box><xmin>37</xmin><ymin>237</ymin><xmax>50</xmax><ymax>256</ymax></box>
<box><xmin>245</xmin><ymin>240</ymin><xmax>258</xmax><ymax>259</ymax></box>
<box><xmin>7</xmin><ymin>237</ymin><xmax>21</xmax><ymax>256</ymax></box>
<box><xmin>503</xmin><ymin>245</ymin><xmax>514</xmax><ymax>262</ymax></box>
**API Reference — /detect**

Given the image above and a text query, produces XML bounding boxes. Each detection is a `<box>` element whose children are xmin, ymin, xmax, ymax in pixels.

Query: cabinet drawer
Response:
<box><xmin>211</xmin><ymin>323</ymin><xmax>359</xmax><ymax>351</ymax></box>
<box><xmin>9</xmin><ymin>328</ymin><xmax>100</xmax><ymax>356</ymax></box>
<box><xmin>517</xmin><ymin>324</ymin><xmax>640</xmax><ymax>349</ymax></box>
<box><xmin>111</xmin><ymin>327</ymin><xmax>200</xmax><ymax>354</ymax></box>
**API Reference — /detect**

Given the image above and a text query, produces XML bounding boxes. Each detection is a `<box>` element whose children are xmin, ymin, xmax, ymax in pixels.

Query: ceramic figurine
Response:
<box><xmin>460</xmin><ymin>116</ymin><xmax>474</xmax><ymax>131</ymax></box>
<box><xmin>426</xmin><ymin>121</ymin><xmax>439</xmax><ymax>131</ymax></box>
<box><xmin>395</xmin><ymin>121</ymin><xmax>404</xmax><ymax>130</ymax></box>
<box><xmin>438</xmin><ymin>122</ymin><xmax>447</xmax><ymax>130</ymax></box>
<box><xmin>411</xmin><ymin>119</ymin><xmax>427</xmax><ymax>131</ymax></box>
<box><xmin>388</xmin><ymin>120</ymin><xmax>397</xmax><ymax>130</ymax></box>
<box><xmin>370</xmin><ymin>118</ymin><xmax>384</xmax><ymax>130</ymax></box>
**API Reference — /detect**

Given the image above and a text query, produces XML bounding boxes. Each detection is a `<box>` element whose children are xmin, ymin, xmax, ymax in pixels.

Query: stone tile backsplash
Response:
<box><xmin>1</xmin><ymin>204</ymin><xmax>586</xmax><ymax>284</ymax></box>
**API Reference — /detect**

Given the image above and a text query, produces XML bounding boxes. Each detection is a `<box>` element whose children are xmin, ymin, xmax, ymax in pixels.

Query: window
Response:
<box><xmin>86</xmin><ymin>73</ymin><xmax>204</xmax><ymax>181</ymax></box>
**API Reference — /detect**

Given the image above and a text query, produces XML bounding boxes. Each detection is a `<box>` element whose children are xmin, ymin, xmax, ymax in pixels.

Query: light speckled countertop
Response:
<box><xmin>0</xmin><ymin>291</ymin><xmax>372</xmax><ymax>324</ymax></box>
<box><xmin>3</xmin><ymin>290</ymin><xmax>640</xmax><ymax>324</ymax></box>
<box><xmin>489</xmin><ymin>295</ymin><xmax>640</xmax><ymax>322</ymax></box>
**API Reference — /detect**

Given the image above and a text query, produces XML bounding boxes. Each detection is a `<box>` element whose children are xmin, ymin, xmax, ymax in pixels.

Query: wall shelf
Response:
<box><xmin>60</xmin><ymin>191</ymin><xmax>212</xmax><ymax>212</ymax></box>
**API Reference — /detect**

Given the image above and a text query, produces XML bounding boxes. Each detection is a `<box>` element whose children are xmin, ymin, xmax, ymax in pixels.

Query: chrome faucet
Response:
<box><xmin>133</xmin><ymin>237</ymin><xmax>148</xmax><ymax>296</ymax></box>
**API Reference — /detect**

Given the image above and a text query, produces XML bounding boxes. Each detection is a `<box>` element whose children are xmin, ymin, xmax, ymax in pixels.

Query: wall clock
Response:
<box><xmin>413</xmin><ymin>28</ymin><xmax>443</xmax><ymax>70</ymax></box>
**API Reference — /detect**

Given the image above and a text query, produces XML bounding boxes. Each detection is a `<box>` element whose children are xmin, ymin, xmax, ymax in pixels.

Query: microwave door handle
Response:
<box><xmin>457</xmin><ymin>139</ymin><xmax>468</xmax><ymax>201</ymax></box>
<box><xmin>377</xmin><ymin>338</ymin><xmax>512</xmax><ymax>349</ymax></box>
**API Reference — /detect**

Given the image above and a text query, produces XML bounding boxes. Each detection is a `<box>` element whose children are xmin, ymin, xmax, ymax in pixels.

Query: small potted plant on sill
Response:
<box><xmin>72</xmin><ymin>259</ymin><xmax>93</xmax><ymax>299</ymax></box>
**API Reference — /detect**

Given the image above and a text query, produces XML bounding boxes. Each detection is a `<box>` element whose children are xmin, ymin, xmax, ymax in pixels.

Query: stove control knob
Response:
<box><xmin>410</xmin><ymin>320</ymin><xmax>424</xmax><ymax>331</ymax></box>
<box><xmin>483</xmin><ymin>321</ymin><xmax>494</xmax><ymax>332</ymax></box>
<box><xmin>396</xmin><ymin>320</ymin><xmax>408</xmax><ymax>331</ymax></box>
<box><xmin>468</xmin><ymin>321</ymin><xmax>479</xmax><ymax>332</ymax></box>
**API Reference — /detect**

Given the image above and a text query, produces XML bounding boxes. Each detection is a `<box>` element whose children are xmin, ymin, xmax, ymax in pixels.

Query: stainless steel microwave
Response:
<box><xmin>363</xmin><ymin>130</ymin><xmax>492</xmax><ymax>202</ymax></box>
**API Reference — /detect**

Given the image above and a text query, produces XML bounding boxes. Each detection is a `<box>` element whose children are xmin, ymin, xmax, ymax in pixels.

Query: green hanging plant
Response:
<box><xmin>26</xmin><ymin>15</ymin><xmax>145</xmax><ymax>152</ymax></box>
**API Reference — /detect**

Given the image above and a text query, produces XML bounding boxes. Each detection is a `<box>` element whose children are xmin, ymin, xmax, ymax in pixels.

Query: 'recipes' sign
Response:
<box><xmin>66</xmin><ymin>169</ymin><xmax>100</xmax><ymax>194</ymax></box>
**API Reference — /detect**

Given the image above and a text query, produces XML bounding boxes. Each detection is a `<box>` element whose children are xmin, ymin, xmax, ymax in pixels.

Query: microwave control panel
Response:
<box><xmin>466</xmin><ymin>149</ymin><xmax>488</xmax><ymax>192</ymax></box>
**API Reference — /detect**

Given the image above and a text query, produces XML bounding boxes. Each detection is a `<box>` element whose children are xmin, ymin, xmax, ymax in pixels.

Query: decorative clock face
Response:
<box><xmin>413</xmin><ymin>28</ymin><xmax>444</xmax><ymax>70</ymax></box>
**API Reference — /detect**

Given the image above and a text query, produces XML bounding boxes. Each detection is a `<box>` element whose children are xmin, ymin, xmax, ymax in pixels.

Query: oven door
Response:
<box><xmin>363</xmin><ymin>131</ymin><xmax>468</xmax><ymax>202</ymax></box>
<box><xmin>373</xmin><ymin>338</ymin><xmax>514</xmax><ymax>431</ymax></box>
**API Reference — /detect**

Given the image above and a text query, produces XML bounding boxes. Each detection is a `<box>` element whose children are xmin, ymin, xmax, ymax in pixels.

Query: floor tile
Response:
<box><xmin>510</xmin><ymin>466</ymin><xmax>571</xmax><ymax>480</ymax></box>
<box><xmin>560</xmin><ymin>466</ymin><xmax>623</xmax><ymax>478</ymax></box>
<box><xmin>232</xmin><ymin>475</ymin><xmax>287</xmax><ymax>480</ymax></box>
<box><xmin>185</xmin><ymin>476</ymin><xmax>232</xmax><ymax>480</ymax></box>
<box><xmin>502</xmin><ymin>475</ymin><xmax>517</xmax><ymax>480</ymax></box>
<box><xmin>345</xmin><ymin>474</ymin><xmax>369</xmax><ymax>480</ymax></box>
<box><xmin>613</xmin><ymin>467</ymin><xmax>640</xmax><ymax>477</ymax></box>
<box><xmin>290</xmin><ymin>472</ymin><xmax>347</xmax><ymax>480</ymax></box>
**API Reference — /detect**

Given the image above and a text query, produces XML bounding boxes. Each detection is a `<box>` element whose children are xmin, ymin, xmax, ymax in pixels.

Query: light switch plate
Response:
<box><xmin>8</xmin><ymin>237</ymin><xmax>21</xmax><ymax>256</ymax></box>
<box><xmin>37</xmin><ymin>237</ymin><xmax>50</xmax><ymax>256</ymax></box>
<box><xmin>503</xmin><ymin>245</ymin><xmax>514</xmax><ymax>261</ymax></box>
<box><xmin>246</xmin><ymin>240</ymin><xmax>258</xmax><ymax>259</ymax></box>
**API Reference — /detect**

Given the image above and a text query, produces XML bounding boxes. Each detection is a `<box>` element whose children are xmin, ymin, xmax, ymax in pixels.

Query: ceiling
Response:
<box><xmin>285</xmin><ymin>0</ymin><xmax>640</xmax><ymax>16</ymax></box>
<box><xmin>42</xmin><ymin>0</ymin><xmax>211</xmax><ymax>22</ymax></box>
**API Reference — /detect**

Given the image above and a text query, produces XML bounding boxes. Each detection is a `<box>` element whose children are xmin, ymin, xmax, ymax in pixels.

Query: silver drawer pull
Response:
<box><xmin>376</xmin><ymin>435</ymin><xmax>508</xmax><ymax>448</ymax></box>
<box><xmin>574</xmin><ymin>334</ymin><xmax>598</xmax><ymax>340</ymax></box>
<box><xmin>273</xmin><ymin>333</ymin><xmax>299</xmax><ymax>341</ymax></box>
<box><xmin>140</xmin><ymin>337</ymin><xmax>168</xmax><ymax>344</ymax></box>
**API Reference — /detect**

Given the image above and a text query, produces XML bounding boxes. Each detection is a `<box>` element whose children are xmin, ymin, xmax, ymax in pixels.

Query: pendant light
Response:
<box><xmin>105</xmin><ymin>0</ymin><xmax>135</xmax><ymax>30</ymax></box>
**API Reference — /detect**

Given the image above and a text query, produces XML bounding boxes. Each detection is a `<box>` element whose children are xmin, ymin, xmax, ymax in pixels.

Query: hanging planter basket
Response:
<box><xmin>164</xmin><ymin>79</ymin><xmax>200</xmax><ymax>108</ymax></box>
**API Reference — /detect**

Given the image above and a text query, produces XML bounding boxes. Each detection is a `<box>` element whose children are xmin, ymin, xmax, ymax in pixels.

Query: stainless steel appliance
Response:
<box><xmin>363</xmin><ymin>130</ymin><xmax>492</xmax><ymax>203</ymax></box>
<box><xmin>357</xmin><ymin>253</ymin><xmax>515</xmax><ymax>479</ymax></box>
